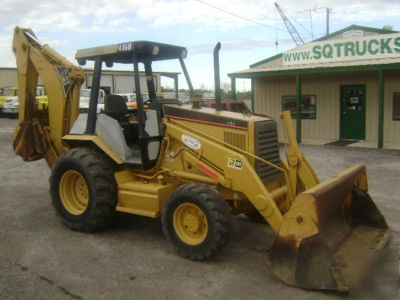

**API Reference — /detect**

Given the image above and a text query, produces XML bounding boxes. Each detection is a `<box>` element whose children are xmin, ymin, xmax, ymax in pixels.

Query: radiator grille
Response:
<box><xmin>254</xmin><ymin>120</ymin><xmax>281</xmax><ymax>183</ymax></box>
<box><xmin>224</xmin><ymin>132</ymin><xmax>246</xmax><ymax>150</ymax></box>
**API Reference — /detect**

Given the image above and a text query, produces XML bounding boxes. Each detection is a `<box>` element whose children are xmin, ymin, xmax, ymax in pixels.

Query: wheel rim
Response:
<box><xmin>173</xmin><ymin>203</ymin><xmax>208</xmax><ymax>245</ymax></box>
<box><xmin>59</xmin><ymin>170</ymin><xmax>89</xmax><ymax>215</ymax></box>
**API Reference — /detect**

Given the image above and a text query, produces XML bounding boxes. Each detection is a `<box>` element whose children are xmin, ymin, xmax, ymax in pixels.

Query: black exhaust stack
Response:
<box><xmin>213</xmin><ymin>42</ymin><xmax>222</xmax><ymax>111</ymax></box>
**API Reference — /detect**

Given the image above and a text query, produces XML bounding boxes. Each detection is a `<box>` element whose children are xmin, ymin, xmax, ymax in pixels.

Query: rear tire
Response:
<box><xmin>50</xmin><ymin>147</ymin><xmax>117</xmax><ymax>232</ymax></box>
<box><xmin>162</xmin><ymin>183</ymin><xmax>232</xmax><ymax>261</ymax></box>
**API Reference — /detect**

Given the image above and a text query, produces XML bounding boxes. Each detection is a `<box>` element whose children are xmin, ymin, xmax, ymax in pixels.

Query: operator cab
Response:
<box><xmin>74</xmin><ymin>41</ymin><xmax>194</xmax><ymax>170</ymax></box>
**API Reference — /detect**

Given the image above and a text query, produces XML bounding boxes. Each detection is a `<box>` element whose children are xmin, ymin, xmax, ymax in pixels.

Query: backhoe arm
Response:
<box><xmin>12</xmin><ymin>26</ymin><xmax>84</xmax><ymax>166</ymax></box>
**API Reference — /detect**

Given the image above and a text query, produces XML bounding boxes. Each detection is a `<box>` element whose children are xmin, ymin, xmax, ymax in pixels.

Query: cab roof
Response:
<box><xmin>75</xmin><ymin>41</ymin><xmax>187</xmax><ymax>65</ymax></box>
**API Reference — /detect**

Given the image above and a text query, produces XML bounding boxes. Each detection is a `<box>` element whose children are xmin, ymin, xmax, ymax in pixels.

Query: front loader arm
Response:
<box><xmin>280</xmin><ymin>111</ymin><xmax>319</xmax><ymax>198</ymax></box>
<box><xmin>12</xmin><ymin>27</ymin><xmax>84</xmax><ymax>166</ymax></box>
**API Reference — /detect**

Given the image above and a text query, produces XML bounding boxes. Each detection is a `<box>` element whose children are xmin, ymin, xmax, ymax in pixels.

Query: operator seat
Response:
<box><xmin>103</xmin><ymin>94</ymin><xmax>162</xmax><ymax>170</ymax></box>
<box><xmin>104</xmin><ymin>94</ymin><xmax>138</xmax><ymax>144</ymax></box>
<box><xmin>104</xmin><ymin>94</ymin><xmax>129</xmax><ymax>120</ymax></box>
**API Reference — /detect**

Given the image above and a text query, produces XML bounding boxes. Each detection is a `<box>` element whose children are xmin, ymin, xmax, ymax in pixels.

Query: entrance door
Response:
<box><xmin>340</xmin><ymin>85</ymin><xmax>366</xmax><ymax>140</ymax></box>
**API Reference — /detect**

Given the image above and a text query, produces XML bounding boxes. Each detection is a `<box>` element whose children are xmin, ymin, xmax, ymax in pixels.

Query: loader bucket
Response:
<box><xmin>268</xmin><ymin>165</ymin><xmax>391</xmax><ymax>291</ymax></box>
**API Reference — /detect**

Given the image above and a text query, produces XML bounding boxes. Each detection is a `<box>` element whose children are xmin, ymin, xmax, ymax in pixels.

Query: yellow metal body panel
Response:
<box><xmin>62</xmin><ymin>134</ymin><xmax>124</xmax><ymax>164</ymax></box>
<box><xmin>115</xmin><ymin>170</ymin><xmax>178</xmax><ymax>217</ymax></box>
<box><xmin>160</xmin><ymin>116</ymin><xmax>285</xmax><ymax>232</ymax></box>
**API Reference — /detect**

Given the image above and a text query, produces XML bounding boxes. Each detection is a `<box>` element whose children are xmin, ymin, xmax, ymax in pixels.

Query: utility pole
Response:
<box><xmin>326</xmin><ymin>8</ymin><xmax>332</xmax><ymax>35</ymax></box>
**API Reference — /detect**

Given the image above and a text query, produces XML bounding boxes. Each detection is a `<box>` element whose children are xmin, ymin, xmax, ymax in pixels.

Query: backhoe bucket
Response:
<box><xmin>268</xmin><ymin>165</ymin><xmax>391</xmax><ymax>291</ymax></box>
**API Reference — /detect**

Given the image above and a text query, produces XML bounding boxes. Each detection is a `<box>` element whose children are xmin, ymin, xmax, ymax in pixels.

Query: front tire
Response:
<box><xmin>50</xmin><ymin>147</ymin><xmax>117</xmax><ymax>232</ymax></box>
<box><xmin>162</xmin><ymin>183</ymin><xmax>232</xmax><ymax>261</ymax></box>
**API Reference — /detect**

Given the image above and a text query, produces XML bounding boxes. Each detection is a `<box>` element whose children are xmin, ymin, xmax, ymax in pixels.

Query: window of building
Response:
<box><xmin>393</xmin><ymin>93</ymin><xmax>400</xmax><ymax>120</ymax></box>
<box><xmin>282</xmin><ymin>95</ymin><xmax>317</xmax><ymax>119</ymax></box>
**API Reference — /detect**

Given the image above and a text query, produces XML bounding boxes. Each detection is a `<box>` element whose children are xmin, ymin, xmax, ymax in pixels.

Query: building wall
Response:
<box><xmin>0</xmin><ymin>68</ymin><xmax>18</xmax><ymax>87</ymax></box>
<box><xmin>254</xmin><ymin>70</ymin><xmax>399</xmax><ymax>145</ymax></box>
<box><xmin>0</xmin><ymin>68</ymin><xmax>164</xmax><ymax>94</ymax></box>
<box><xmin>384</xmin><ymin>70</ymin><xmax>400</xmax><ymax>145</ymax></box>
<box><xmin>86</xmin><ymin>74</ymin><xmax>114</xmax><ymax>92</ymax></box>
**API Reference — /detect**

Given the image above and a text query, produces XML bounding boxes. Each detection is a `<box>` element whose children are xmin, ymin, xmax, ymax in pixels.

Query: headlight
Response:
<box><xmin>152</xmin><ymin>46</ymin><xmax>159</xmax><ymax>56</ymax></box>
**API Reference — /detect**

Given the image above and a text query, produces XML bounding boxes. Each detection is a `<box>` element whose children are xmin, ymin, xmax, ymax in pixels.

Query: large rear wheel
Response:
<box><xmin>162</xmin><ymin>183</ymin><xmax>232</xmax><ymax>261</ymax></box>
<box><xmin>50</xmin><ymin>147</ymin><xmax>117</xmax><ymax>232</ymax></box>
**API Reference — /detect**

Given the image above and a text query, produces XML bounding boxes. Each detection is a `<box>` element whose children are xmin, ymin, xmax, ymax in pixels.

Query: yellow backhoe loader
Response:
<box><xmin>12</xmin><ymin>26</ymin><xmax>391</xmax><ymax>292</ymax></box>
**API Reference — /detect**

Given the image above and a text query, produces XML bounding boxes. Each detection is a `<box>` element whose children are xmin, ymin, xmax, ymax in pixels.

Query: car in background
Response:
<box><xmin>79</xmin><ymin>88</ymin><xmax>105</xmax><ymax>113</ymax></box>
<box><xmin>3</xmin><ymin>86</ymin><xmax>46</xmax><ymax>117</ymax></box>
<box><xmin>3</xmin><ymin>96</ymin><xmax>18</xmax><ymax>117</ymax></box>
<box><xmin>115</xmin><ymin>93</ymin><xmax>150</xmax><ymax>112</ymax></box>
<box><xmin>0</xmin><ymin>86</ymin><xmax>18</xmax><ymax>116</ymax></box>
<box><xmin>117</xmin><ymin>93</ymin><xmax>137</xmax><ymax>109</ymax></box>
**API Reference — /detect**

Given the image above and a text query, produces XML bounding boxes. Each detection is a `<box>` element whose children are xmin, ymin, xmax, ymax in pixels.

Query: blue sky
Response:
<box><xmin>1</xmin><ymin>0</ymin><xmax>399</xmax><ymax>91</ymax></box>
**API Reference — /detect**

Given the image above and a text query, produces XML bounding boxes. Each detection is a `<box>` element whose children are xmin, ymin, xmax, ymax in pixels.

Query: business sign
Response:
<box><xmin>282</xmin><ymin>32</ymin><xmax>400</xmax><ymax>66</ymax></box>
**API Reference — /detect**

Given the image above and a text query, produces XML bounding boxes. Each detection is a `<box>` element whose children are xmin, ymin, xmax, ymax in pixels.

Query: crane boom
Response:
<box><xmin>274</xmin><ymin>2</ymin><xmax>304</xmax><ymax>46</ymax></box>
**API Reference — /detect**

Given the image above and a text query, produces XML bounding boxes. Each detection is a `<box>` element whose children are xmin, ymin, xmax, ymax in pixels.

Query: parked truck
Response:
<box><xmin>0</xmin><ymin>86</ymin><xmax>18</xmax><ymax>116</ymax></box>
<box><xmin>3</xmin><ymin>86</ymin><xmax>46</xmax><ymax>117</ymax></box>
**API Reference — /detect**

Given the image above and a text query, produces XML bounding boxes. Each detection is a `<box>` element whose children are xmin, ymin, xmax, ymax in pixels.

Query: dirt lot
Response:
<box><xmin>0</xmin><ymin>117</ymin><xmax>399</xmax><ymax>300</ymax></box>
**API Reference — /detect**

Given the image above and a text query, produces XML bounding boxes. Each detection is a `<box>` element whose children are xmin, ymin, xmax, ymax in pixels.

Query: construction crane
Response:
<box><xmin>274</xmin><ymin>2</ymin><xmax>304</xmax><ymax>46</ymax></box>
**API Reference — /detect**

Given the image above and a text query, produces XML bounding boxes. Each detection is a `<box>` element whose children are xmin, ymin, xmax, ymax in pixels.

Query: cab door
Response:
<box><xmin>340</xmin><ymin>85</ymin><xmax>366</xmax><ymax>140</ymax></box>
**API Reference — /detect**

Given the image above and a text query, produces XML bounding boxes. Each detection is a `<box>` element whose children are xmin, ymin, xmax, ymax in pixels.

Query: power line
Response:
<box><xmin>284</xmin><ymin>8</ymin><xmax>311</xmax><ymax>35</ymax></box>
<box><xmin>194</xmin><ymin>0</ymin><xmax>287</xmax><ymax>32</ymax></box>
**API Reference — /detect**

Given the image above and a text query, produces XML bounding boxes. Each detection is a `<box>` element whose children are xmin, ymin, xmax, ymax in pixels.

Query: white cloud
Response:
<box><xmin>136</xmin><ymin>0</ymin><xmax>274</xmax><ymax>30</ymax></box>
<box><xmin>1</xmin><ymin>0</ymin><xmax>400</xmax><ymax>86</ymax></box>
<box><xmin>0</xmin><ymin>33</ymin><xmax>15</xmax><ymax>67</ymax></box>
<box><xmin>1</xmin><ymin>0</ymin><xmax>399</xmax><ymax>36</ymax></box>
<box><xmin>189</xmin><ymin>37</ymin><xmax>292</xmax><ymax>54</ymax></box>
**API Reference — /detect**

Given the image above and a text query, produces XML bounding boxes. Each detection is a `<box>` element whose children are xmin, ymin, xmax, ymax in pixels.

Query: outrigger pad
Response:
<box><xmin>268</xmin><ymin>165</ymin><xmax>391</xmax><ymax>291</ymax></box>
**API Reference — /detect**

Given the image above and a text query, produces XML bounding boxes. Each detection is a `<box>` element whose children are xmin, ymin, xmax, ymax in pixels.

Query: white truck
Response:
<box><xmin>79</xmin><ymin>88</ymin><xmax>105</xmax><ymax>113</ymax></box>
<box><xmin>3</xmin><ymin>86</ymin><xmax>46</xmax><ymax>117</ymax></box>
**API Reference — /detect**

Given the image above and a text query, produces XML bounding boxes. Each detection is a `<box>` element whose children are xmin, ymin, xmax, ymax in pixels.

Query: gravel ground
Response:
<box><xmin>0</xmin><ymin>117</ymin><xmax>399</xmax><ymax>300</ymax></box>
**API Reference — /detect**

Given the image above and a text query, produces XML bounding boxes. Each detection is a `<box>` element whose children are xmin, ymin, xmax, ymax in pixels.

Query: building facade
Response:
<box><xmin>230</xmin><ymin>25</ymin><xmax>400</xmax><ymax>149</ymax></box>
<box><xmin>0</xmin><ymin>68</ymin><xmax>180</xmax><ymax>96</ymax></box>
